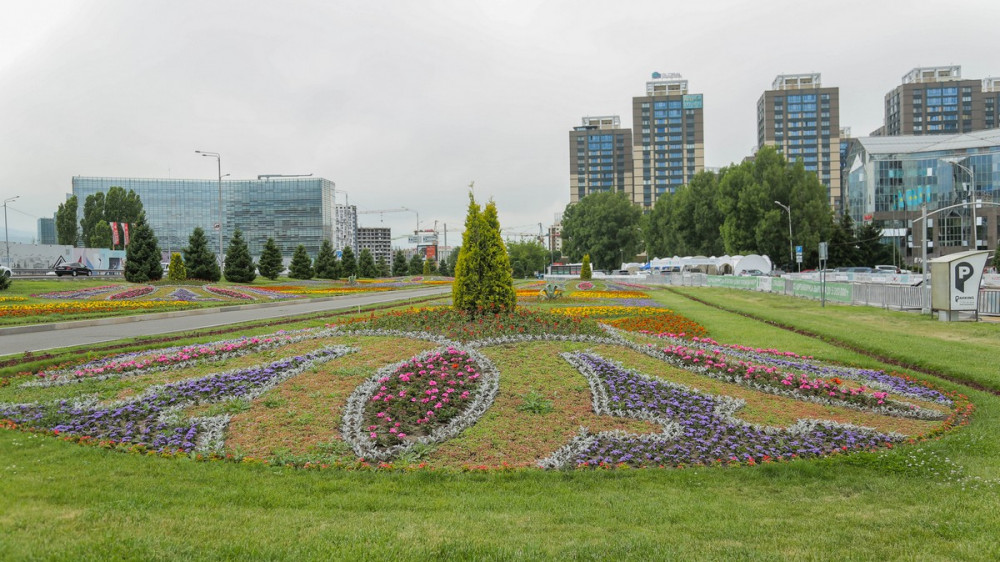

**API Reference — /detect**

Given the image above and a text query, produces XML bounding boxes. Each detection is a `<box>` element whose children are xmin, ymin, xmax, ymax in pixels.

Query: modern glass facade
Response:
<box><xmin>72</xmin><ymin>177</ymin><xmax>335</xmax><ymax>258</ymax></box>
<box><xmin>844</xmin><ymin>131</ymin><xmax>1000</xmax><ymax>265</ymax></box>
<box><xmin>37</xmin><ymin>217</ymin><xmax>57</xmax><ymax>245</ymax></box>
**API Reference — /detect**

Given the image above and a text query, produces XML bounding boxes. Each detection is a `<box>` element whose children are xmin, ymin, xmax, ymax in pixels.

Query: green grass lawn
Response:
<box><xmin>1</xmin><ymin>285</ymin><xmax>999</xmax><ymax>560</ymax></box>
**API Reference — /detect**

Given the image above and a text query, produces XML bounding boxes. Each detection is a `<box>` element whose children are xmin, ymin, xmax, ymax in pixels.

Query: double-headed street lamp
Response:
<box><xmin>195</xmin><ymin>150</ymin><xmax>224</xmax><ymax>266</ymax></box>
<box><xmin>4</xmin><ymin>195</ymin><xmax>20</xmax><ymax>268</ymax></box>
<box><xmin>774</xmin><ymin>200</ymin><xmax>793</xmax><ymax>270</ymax></box>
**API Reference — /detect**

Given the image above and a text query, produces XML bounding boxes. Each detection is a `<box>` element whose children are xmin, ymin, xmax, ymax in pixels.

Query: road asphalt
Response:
<box><xmin>0</xmin><ymin>285</ymin><xmax>451</xmax><ymax>357</ymax></box>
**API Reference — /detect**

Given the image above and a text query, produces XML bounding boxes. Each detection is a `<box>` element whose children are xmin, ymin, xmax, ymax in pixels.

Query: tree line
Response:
<box><xmin>560</xmin><ymin>146</ymin><xmax>895</xmax><ymax>271</ymax></box>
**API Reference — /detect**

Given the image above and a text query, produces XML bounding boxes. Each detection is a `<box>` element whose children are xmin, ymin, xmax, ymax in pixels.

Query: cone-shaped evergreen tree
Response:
<box><xmin>124</xmin><ymin>216</ymin><xmax>163</xmax><ymax>283</ymax></box>
<box><xmin>375</xmin><ymin>256</ymin><xmax>390</xmax><ymax>278</ymax></box>
<box><xmin>289</xmin><ymin>245</ymin><xmax>314</xmax><ymax>279</ymax></box>
<box><xmin>408</xmin><ymin>253</ymin><xmax>424</xmax><ymax>275</ymax></box>
<box><xmin>452</xmin><ymin>193</ymin><xmax>483</xmax><ymax>312</ymax></box>
<box><xmin>391</xmin><ymin>250</ymin><xmax>408</xmax><ymax>276</ymax></box>
<box><xmin>478</xmin><ymin>200</ymin><xmax>516</xmax><ymax>312</ymax></box>
<box><xmin>340</xmin><ymin>246</ymin><xmax>357</xmax><ymax>278</ymax></box>
<box><xmin>452</xmin><ymin>195</ymin><xmax>515</xmax><ymax>315</ymax></box>
<box><xmin>257</xmin><ymin>237</ymin><xmax>283</xmax><ymax>280</ymax></box>
<box><xmin>315</xmin><ymin>240</ymin><xmax>339</xmax><ymax>279</ymax></box>
<box><xmin>438</xmin><ymin>257</ymin><xmax>450</xmax><ymax>277</ymax></box>
<box><xmin>358</xmin><ymin>248</ymin><xmax>377</xmax><ymax>278</ymax></box>
<box><xmin>580</xmin><ymin>254</ymin><xmax>592</xmax><ymax>280</ymax></box>
<box><xmin>184</xmin><ymin>227</ymin><xmax>221</xmax><ymax>282</ymax></box>
<box><xmin>167</xmin><ymin>252</ymin><xmax>187</xmax><ymax>281</ymax></box>
<box><xmin>223</xmin><ymin>228</ymin><xmax>256</xmax><ymax>283</ymax></box>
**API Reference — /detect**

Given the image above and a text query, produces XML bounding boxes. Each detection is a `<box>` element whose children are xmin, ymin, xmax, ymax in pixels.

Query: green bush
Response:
<box><xmin>167</xmin><ymin>252</ymin><xmax>186</xmax><ymax>282</ymax></box>
<box><xmin>580</xmin><ymin>254</ymin><xmax>592</xmax><ymax>280</ymax></box>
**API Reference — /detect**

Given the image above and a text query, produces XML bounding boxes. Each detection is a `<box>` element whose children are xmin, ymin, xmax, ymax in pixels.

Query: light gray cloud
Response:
<box><xmin>2</xmin><ymin>0</ymin><xmax>998</xmax><ymax>243</ymax></box>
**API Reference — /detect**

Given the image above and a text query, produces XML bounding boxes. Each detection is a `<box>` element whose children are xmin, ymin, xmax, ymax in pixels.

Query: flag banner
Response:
<box><xmin>123</xmin><ymin>223</ymin><xmax>130</xmax><ymax>246</ymax></box>
<box><xmin>110</xmin><ymin>222</ymin><xmax>119</xmax><ymax>246</ymax></box>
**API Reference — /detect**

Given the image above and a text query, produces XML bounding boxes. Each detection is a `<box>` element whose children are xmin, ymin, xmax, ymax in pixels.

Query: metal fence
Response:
<box><xmin>634</xmin><ymin>273</ymin><xmax>999</xmax><ymax>317</ymax></box>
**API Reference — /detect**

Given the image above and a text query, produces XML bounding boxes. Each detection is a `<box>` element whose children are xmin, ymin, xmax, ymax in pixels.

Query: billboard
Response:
<box><xmin>682</xmin><ymin>94</ymin><xmax>703</xmax><ymax>109</ymax></box>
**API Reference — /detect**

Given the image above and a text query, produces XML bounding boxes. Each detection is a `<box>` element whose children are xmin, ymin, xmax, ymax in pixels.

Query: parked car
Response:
<box><xmin>54</xmin><ymin>262</ymin><xmax>92</xmax><ymax>276</ymax></box>
<box><xmin>873</xmin><ymin>265</ymin><xmax>902</xmax><ymax>274</ymax></box>
<box><xmin>0</xmin><ymin>265</ymin><xmax>10</xmax><ymax>278</ymax></box>
<box><xmin>739</xmin><ymin>269</ymin><xmax>765</xmax><ymax>276</ymax></box>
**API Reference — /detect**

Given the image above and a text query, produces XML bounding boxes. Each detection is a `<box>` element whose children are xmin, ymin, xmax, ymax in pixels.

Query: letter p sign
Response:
<box><xmin>954</xmin><ymin>261</ymin><xmax>975</xmax><ymax>292</ymax></box>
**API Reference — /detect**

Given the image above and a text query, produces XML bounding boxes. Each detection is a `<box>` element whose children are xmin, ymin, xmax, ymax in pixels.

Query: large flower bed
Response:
<box><xmin>204</xmin><ymin>286</ymin><xmax>254</xmax><ymax>300</ymax></box>
<box><xmin>0</xmin><ymin>300</ymin><xmax>196</xmax><ymax>318</ymax></box>
<box><xmin>32</xmin><ymin>285</ymin><xmax>122</xmax><ymax>299</ymax></box>
<box><xmin>0</xmin><ymin>347</ymin><xmax>354</xmax><ymax>453</ymax></box>
<box><xmin>569</xmin><ymin>290</ymin><xmax>647</xmax><ymax>299</ymax></box>
<box><xmin>0</xmin><ymin>307</ymin><xmax>971</xmax><ymax>470</ymax></box>
<box><xmin>341</xmin><ymin>345</ymin><xmax>499</xmax><ymax>461</ymax></box>
<box><xmin>26</xmin><ymin>330</ymin><xmax>322</xmax><ymax>385</ymax></box>
<box><xmin>342</xmin><ymin>307</ymin><xmax>606</xmax><ymax>341</ymax></box>
<box><xmin>640</xmin><ymin>334</ymin><xmax>952</xmax><ymax>409</ymax></box>
<box><xmin>544</xmin><ymin>352</ymin><xmax>904</xmax><ymax>468</ymax></box>
<box><xmin>108</xmin><ymin>286</ymin><xmax>156</xmax><ymax>300</ymax></box>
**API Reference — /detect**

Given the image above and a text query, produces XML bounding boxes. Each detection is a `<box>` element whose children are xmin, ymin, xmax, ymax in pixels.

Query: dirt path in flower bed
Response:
<box><xmin>223</xmin><ymin>336</ymin><xmax>436</xmax><ymax>459</ymax></box>
<box><xmin>595</xmin><ymin>345</ymin><xmax>945</xmax><ymax>437</ymax></box>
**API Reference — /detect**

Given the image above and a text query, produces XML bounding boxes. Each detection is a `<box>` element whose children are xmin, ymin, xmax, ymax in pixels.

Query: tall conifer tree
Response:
<box><xmin>124</xmin><ymin>216</ymin><xmax>163</xmax><ymax>283</ymax></box>
<box><xmin>257</xmin><ymin>237</ymin><xmax>284</xmax><ymax>280</ymax></box>
<box><xmin>184</xmin><ymin>227</ymin><xmax>221</xmax><ymax>282</ymax></box>
<box><xmin>224</xmin><ymin>228</ymin><xmax>256</xmax><ymax>283</ymax></box>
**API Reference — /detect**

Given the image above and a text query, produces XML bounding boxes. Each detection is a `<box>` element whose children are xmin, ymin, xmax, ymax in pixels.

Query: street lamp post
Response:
<box><xmin>195</xmin><ymin>150</ymin><xmax>223</xmax><ymax>266</ymax></box>
<box><xmin>774</xmin><ymin>200</ymin><xmax>793</xmax><ymax>270</ymax></box>
<box><xmin>3</xmin><ymin>195</ymin><xmax>20</xmax><ymax>268</ymax></box>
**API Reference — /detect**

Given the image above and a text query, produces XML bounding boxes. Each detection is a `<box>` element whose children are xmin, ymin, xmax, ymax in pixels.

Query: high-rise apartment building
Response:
<box><xmin>883</xmin><ymin>66</ymin><xmax>997</xmax><ymax>136</ymax></box>
<box><xmin>757</xmin><ymin>73</ymin><xmax>841</xmax><ymax>209</ymax></box>
<box><xmin>631</xmin><ymin>73</ymin><xmax>704</xmax><ymax>209</ymax></box>
<box><xmin>334</xmin><ymin>204</ymin><xmax>358</xmax><ymax>253</ymax></box>
<box><xmin>569</xmin><ymin>116</ymin><xmax>633</xmax><ymax>204</ymax></box>
<box><xmin>357</xmin><ymin>226</ymin><xmax>392</xmax><ymax>267</ymax></box>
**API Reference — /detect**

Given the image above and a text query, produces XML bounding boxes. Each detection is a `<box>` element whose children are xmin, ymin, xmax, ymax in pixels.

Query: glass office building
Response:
<box><xmin>844</xmin><ymin>130</ymin><xmax>1000</xmax><ymax>265</ymax></box>
<box><xmin>71</xmin><ymin>176</ymin><xmax>335</xmax><ymax>258</ymax></box>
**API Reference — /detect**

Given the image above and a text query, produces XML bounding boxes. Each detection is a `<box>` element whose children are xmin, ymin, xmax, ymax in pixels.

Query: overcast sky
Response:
<box><xmin>2</xmin><ymin>0</ymin><xmax>998</xmax><ymax>245</ymax></box>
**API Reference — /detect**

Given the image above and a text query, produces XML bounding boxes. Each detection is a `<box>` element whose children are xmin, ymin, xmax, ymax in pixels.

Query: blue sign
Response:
<box><xmin>682</xmin><ymin>94</ymin><xmax>703</xmax><ymax>109</ymax></box>
<box><xmin>795</xmin><ymin>245</ymin><xmax>803</xmax><ymax>253</ymax></box>
<box><xmin>335</xmin><ymin>250</ymin><xmax>343</xmax><ymax>259</ymax></box>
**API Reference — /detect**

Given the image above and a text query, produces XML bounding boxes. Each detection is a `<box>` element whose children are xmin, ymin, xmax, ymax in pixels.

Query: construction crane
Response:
<box><xmin>358</xmin><ymin>207</ymin><xmax>419</xmax><ymax>232</ymax></box>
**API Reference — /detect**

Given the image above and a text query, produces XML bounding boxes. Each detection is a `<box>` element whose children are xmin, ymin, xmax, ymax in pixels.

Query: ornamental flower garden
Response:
<box><xmin>0</xmin><ymin>280</ymin><xmax>972</xmax><ymax>471</ymax></box>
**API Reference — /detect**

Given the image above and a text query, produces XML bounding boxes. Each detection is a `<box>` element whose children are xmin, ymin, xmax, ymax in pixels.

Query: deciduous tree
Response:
<box><xmin>560</xmin><ymin>192</ymin><xmax>642</xmax><ymax>271</ymax></box>
<box><xmin>56</xmin><ymin>195</ymin><xmax>79</xmax><ymax>246</ymax></box>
